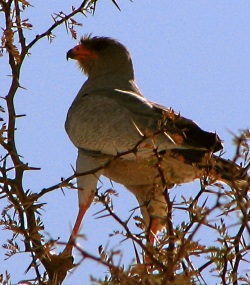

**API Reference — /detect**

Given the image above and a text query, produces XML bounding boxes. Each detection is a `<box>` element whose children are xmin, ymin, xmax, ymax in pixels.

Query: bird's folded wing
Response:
<box><xmin>65</xmin><ymin>89</ymin><xmax>222</xmax><ymax>158</ymax></box>
<box><xmin>149</xmin><ymin>100</ymin><xmax>223</xmax><ymax>152</ymax></box>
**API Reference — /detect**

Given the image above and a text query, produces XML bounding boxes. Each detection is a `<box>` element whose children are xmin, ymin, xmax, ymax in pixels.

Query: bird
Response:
<box><xmin>64</xmin><ymin>35</ymin><xmax>248</xmax><ymax>252</ymax></box>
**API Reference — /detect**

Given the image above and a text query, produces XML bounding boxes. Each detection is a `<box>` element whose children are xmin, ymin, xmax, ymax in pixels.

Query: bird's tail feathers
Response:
<box><xmin>207</xmin><ymin>155</ymin><xmax>249</xmax><ymax>191</ymax></box>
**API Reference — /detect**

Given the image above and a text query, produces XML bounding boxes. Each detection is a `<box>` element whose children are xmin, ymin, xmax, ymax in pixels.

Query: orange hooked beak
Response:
<box><xmin>66</xmin><ymin>44</ymin><xmax>97</xmax><ymax>61</ymax></box>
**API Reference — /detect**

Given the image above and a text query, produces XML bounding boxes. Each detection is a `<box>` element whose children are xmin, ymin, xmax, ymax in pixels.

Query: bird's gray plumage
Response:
<box><xmin>66</xmin><ymin>36</ymin><xmax>248</xmax><ymax>232</ymax></box>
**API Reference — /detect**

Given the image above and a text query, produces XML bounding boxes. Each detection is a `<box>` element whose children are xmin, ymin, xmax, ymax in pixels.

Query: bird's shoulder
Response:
<box><xmin>67</xmin><ymin>87</ymin><xmax>162</xmax><ymax>128</ymax></box>
<box><xmin>72</xmin><ymin>87</ymin><xmax>156</xmax><ymax>112</ymax></box>
<box><xmin>66</xmin><ymin>86</ymin><xmax>223</xmax><ymax>154</ymax></box>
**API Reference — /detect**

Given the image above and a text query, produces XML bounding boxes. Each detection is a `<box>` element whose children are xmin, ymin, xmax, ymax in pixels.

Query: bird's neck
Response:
<box><xmin>81</xmin><ymin>75</ymin><xmax>143</xmax><ymax>96</ymax></box>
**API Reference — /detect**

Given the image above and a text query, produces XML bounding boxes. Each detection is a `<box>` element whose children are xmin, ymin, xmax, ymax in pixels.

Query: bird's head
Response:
<box><xmin>67</xmin><ymin>35</ymin><xmax>134</xmax><ymax>79</ymax></box>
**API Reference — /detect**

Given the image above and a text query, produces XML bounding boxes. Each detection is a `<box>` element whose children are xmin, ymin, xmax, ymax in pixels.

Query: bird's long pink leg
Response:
<box><xmin>145</xmin><ymin>218</ymin><xmax>160</xmax><ymax>266</ymax></box>
<box><xmin>73</xmin><ymin>205</ymin><xmax>87</xmax><ymax>237</ymax></box>
<box><xmin>63</xmin><ymin>205</ymin><xmax>87</xmax><ymax>255</ymax></box>
<box><xmin>149</xmin><ymin>218</ymin><xmax>159</xmax><ymax>245</ymax></box>
<box><xmin>64</xmin><ymin>196</ymin><xmax>93</xmax><ymax>255</ymax></box>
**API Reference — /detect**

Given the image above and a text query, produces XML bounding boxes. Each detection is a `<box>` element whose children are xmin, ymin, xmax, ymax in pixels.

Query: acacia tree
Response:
<box><xmin>0</xmin><ymin>1</ymin><xmax>250</xmax><ymax>284</ymax></box>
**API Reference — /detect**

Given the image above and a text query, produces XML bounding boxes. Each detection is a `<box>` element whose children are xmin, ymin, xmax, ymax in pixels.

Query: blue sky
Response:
<box><xmin>1</xmin><ymin>1</ymin><xmax>250</xmax><ymax>284</ymax></box>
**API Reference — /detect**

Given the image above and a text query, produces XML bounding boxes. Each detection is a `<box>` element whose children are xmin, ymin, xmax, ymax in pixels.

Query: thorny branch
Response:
<box><xmin>0</xmin><ymin>1</ymin><xmax>122</xmax><ymax>284</ymax></box>
<box><xmin>0</xmin><ymin>0</ymin><xmax>250</xmax><ymax>284</ymax></box>
<box><xmin>26</xmin><ymin>0</ymin><xmax>90</xmax><ymax>50</ymax></box>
